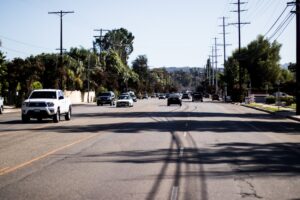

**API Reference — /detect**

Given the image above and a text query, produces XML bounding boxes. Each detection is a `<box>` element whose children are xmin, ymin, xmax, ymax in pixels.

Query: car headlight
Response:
<box><xmin>47</xmin><ymin>102</ymin><xmax>55</xmax><ymax>107</ymax></box>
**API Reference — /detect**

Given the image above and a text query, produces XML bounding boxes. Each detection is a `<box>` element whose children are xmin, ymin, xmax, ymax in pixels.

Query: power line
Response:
<box><xmin>268</xmin><ymin>10</ymin><xmax>294</xmax><ymax>41</ymax></box>
<box><xmin>274</xmin><ymin>14</ymin><xmax>295</xmax><ymax>41</ymax></box>
<box><xmin>0</xmin><ymin>35</ymin><xmax>53</xmax><ymax>50</ymax></box>
<box><xmin>264</xmin><ymin>5</ymin><xmax>289</xmax><ymax>37</ymax></box>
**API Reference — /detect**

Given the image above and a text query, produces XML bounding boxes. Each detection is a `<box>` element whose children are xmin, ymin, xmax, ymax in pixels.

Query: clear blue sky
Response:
<box><xmin>0</xmin><ymin>0</ymin><xmax>296</xmax><ymax>68</ymax></box>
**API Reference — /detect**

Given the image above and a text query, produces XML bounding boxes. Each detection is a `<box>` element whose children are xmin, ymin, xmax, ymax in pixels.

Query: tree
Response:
<box><xmin>224</xmin><ymin>35</ymin><xmax>282</xmax><ymax>101</ymax></box>
<box><xmin>0</xmin><ymin>51</ymin><xmax>7</xmax><ymax>96</ymax></box>
<box><xmin>242</xmin><ymin>35</ymin><xmax>281</xmax><ymax>90</ymax></box>
<box><xmin>132</xmin><ymin>55</ymin><xmax>149</xmax><ymax>92</ymax></box>
<box><xmin>96</xmin><ymin>28</ymin><xmax>134</xmax><ymax>64</ymax></box>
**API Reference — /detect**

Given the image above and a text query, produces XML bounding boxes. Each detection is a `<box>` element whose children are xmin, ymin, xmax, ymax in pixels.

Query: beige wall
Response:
<box><xmin>64</xmin><ymin>91</ymin><xmax>95</xmax><ymax>104</ymax></box>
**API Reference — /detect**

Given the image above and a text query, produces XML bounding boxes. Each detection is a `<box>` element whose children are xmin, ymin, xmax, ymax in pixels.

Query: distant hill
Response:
<box><xmin>164</xmin><ymin>66</ymin><xmax>203</xmax><ymax>73</ymax></box>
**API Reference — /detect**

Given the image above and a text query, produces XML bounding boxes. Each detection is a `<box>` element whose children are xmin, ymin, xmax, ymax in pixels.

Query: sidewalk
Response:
<box><xmin>241</xmin><ymin>103</ymin><xmax>300</xmax><ymax>122</ymax></box>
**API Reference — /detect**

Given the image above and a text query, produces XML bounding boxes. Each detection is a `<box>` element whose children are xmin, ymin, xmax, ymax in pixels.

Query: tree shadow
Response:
<box><xmin>78</xmin><ymin>142</ymin><xmax>300</xmax><ymax>177</ymax></box>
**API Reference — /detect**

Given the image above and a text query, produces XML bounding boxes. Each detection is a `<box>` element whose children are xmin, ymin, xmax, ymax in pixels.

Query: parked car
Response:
<box><xmin>272</xmin><ymin>92</ymin><xmax>291</xmax><ymax>97</ymax></box>
<box><xmin>0</xmin><ymin>96</ymin><xmax>3</xmax><ymax>114</ymax></box>
<box><xmin>167</xmin><ymin>93</ymin><xmax>182</xmax><ymax>106</ymax></box>
<box><xmin>192</xmin><ymin>92</ymin><xmax>203</xmax><ymax>102</ymax></box>
<box><xmin>96</xmin><ymin>91</ymin><xmax>115</xmax><ymax>106</ymax></box>
<box><xmin>212</xmin><ymin>94</ymin><xmax>220</xmax><ymax>101</ymax></box>
<box><xmin>21</xmin><ymin>89</ymin><xmax>72</xmax><ymax>123</ymax></box>
<box><xmin>116</xmin><ymin>95</ymin><xmax>134</xmax><ymax>107</ymax></box>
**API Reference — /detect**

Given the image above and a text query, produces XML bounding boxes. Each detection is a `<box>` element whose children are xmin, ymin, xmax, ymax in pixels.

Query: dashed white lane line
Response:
<box><xmin>179</xmin><ymin>147</ymin><xmax>184</xmax><ymax>157</ymax></box>
<box><xmin>171</xmin><ymin>186</ymin><xmax>179</xmax><ymax>200</ymax></box>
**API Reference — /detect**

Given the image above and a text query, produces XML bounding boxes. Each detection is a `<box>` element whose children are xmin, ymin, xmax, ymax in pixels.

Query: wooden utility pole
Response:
<box><xmin>48</xmin><ymin>10</ymin><xmax>74</xmax><ymax>89</ymax></box>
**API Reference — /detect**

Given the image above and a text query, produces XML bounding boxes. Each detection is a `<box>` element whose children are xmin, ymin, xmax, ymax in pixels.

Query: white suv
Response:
<box><xmin>21</xmin><ymin>89</ymin><xmax>72</xmax><ymax>123</ymax></box>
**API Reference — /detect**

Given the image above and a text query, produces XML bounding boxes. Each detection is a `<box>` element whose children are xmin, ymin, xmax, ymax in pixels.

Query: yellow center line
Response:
<box><xmin>0</xmin><ymin>167</ymin><xmax>9</xmax><ymax>173</ymax></box>
<box><xmin>0</xmin><ymin>134</ymin><xmax>98</xmax><ymax>176</ymax></box>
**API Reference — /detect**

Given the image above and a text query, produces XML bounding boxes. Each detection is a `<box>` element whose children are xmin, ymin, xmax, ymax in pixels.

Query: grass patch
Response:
<box><xmin>288</xmin><ymin>104</ymin><xmax>296</xmax><ymax>110</ymax></box>
<box><xmin>248</xmin><ymin>103</ymin><xmax>287</xmax><ymax>112</ymax></box>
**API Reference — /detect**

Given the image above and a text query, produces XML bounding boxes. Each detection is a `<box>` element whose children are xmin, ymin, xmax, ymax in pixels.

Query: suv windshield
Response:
<box><xmin>100</xmin><ymin>93</ymin><xmax>111</xmax><ymax>96</ymax></box>
<box><xmin>30</xmin><ymin>91</ymin><xmax>57</xmax><ymax>99</ymax></box>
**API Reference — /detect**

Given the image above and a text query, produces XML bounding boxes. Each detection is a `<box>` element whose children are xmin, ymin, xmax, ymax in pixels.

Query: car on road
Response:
<box><xmin>142</xmin><ymin>93</ymin><xmax>149</xmax><ymax>99</ymax></box>
<box><xmin>182</xmin><ymin>93</ymin><xmax>191</xmax><ymax>100</ymax></box>
<box><xmin>0</xmin><ymin>96</ymin><xmax>3</xmax><ymax>114</ymax></box>
<box><xmin>158</xmin><ymin>93</ymin><xmax>166</xmax><ymax>99</ymax></box>
<box><xmin>192</xmin><ymin>92</ymin><xmax>203</xmax><ymax>102</ymax></box>
<box><xmin>96</xmin><ymin>91</ymin><xmax>115</xmax><ymax>106</ymax></box>
<box><xmin>167</xmin><ymin>93</ymin><xmax>182</xmax><ymax>106</ymax></box>
<box><xmin>116</xmin><ymin>94</ymin><xmax>134</xmax><ymax>107</ymax></box>
<box><xmin>212</xmin><ymin>94</ymin><xmax>220</xmax><ymax>101</ymax></box>
<box><xmin>21</xmin><ymin>89</ymin><xmax>72</xmax><ymax>123</ymax></box>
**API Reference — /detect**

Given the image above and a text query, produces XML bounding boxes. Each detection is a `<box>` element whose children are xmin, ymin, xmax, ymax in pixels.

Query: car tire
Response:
<box><xmin>22</xmin><ymin>114</ymin><xmax>30</xmax><ymax>123</ymax></box>
<box><xmin>53</xmin><ymin>109</ymin><xmax>60</xmax><ymax>123</ymax></box>
<box><xmin>65</xmin><ymin>107</ymin><xmax>71</xmax><ymax>121</ymax></box>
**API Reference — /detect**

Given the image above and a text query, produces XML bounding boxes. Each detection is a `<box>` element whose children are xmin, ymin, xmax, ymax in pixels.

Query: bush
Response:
<box><xmin>265</xmin><ymin>96</ymin><xmax>275</xmax><ymax>104</ymax></box>
<box><xmin>280</xmin><ymin>96</ymin><xmax>295</xmax><ymax>106</ymax></box>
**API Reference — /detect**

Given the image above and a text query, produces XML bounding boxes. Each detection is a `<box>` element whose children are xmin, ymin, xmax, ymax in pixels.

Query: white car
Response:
<box><xmin>21</xmin><ymin>89</ymin><xmax>72</xmax><ymax>123</ymax></box>
<box><xmin>116</xmin><ymin>95</ymin><xmax>134</xmax><ymax>107</ymax></box>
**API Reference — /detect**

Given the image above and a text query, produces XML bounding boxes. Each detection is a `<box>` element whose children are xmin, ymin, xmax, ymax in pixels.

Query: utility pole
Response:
<box><xmin>219</xmin><ymin>17</ymin><xmax>231</xmax><ymax>67</ymax></box>
<box><xmin>208</xmin><ymin>56</ymin><xmax>212</xmax><ymax>86</ymax></box>
<box><xmin>289</xmin><ymin>0</ymin><xmax>300</xmax><ymax>115</ymax></box>
<box><xmin>219</xmin><ymin>17</ymin><xmax>231</xmax><ymax>99</ymax></box>
<box><xmin>214</xmin><ymin>37</ymin><xmax>219</xmax><ymax>93</ymax></box>
<box><xmin>229</xmin><ymin>0</ymin><xmax>250</xmax><ymax>99</ymax></box>
<box><xmin>94</xmin><ymin>29</ymin><xmax>110</xmax><ymax>55</ymax></box>
<box><xmin>211</xmin><ymin>46</ymin><xmax>215</xmax><ymax>87</ymax></box>
<box><xmin>48</xmin><ymin>10</ymin><xmax>74</xmax><ymax>89</ymax></box>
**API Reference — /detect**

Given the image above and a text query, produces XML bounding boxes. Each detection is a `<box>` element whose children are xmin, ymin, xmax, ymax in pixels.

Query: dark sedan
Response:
<box><xmin>192</xmin><ymin>92</ymin><xmax>203</xmax><ymax>102</ymax></box>
<box><xmin>167</xmin><ymin>94</ymin><xmax>182</xmax><ymax>106</ymax></box>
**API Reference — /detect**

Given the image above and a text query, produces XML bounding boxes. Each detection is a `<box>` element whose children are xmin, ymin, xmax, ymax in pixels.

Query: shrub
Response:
<box><xmin>265</xmin><ymin>96</ymin><xmax>275</xmax><ymax>104</ymax></box>
<box><xmin>280</xmin><ymin>96</ymin><xmax>295</xmax><ymax>106</ymax></box>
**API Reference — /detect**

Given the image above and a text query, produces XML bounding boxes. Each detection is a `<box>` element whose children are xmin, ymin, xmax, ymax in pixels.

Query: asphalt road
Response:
<box><xmin>0</xmin><ymin>98</ymin><xmax>300</xmax><ymax>200</ymax></box>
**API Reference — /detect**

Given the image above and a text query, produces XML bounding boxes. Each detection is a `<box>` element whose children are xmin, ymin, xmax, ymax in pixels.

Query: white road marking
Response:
<box><xmin>171</xmin><ymin>186</ymin><xmax>179</xmax><ymax>200</ymax></box>
<box><xmin>184</xmin><ymin>131</ymin><xmax>187</xmax><ymax>137</ymax></box>
<box><xmin>180</xmin><ymin>147</ymin><xmax>184</xmax><ymax>157</ymax></box>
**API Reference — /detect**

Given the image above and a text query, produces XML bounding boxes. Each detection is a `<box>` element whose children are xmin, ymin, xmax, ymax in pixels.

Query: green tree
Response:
<box><xmin>0</xmin><ymin>51</ymin><xmax>7</xmax><ymax>96</ymax></box>
<box><xmin>242</xmin><ymin>35</ymin><xmax>281</xmax><ymax>90</ymax></box>
<box><xmin>96</xmin><ymin>28</ymin><xmax>134</xmax><ymax>64</ymax></box>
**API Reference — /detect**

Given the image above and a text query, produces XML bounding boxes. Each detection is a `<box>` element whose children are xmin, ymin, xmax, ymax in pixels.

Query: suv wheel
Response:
<box><xmin>65</xmin><ymin>107</ymin><xmax>71</xmax><ymax>121</ymax></box>
<box><xmin>53</xmin><ymin>110</ymin><xmax>60</xmax><ymax>123</ymax></box>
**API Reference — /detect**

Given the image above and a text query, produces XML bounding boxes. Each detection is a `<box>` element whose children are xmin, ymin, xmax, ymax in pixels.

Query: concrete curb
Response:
<box><xmin>241</xmin><ymin>104</ymin><xmax>300</xmax><ymax>122</ymax></box>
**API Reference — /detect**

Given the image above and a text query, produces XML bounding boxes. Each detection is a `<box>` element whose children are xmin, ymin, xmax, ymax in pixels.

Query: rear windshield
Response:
<box><xmin>119</xmin><ymin>95</ymin><xmax>130</xmax><ymax>100</ymax></box>
<box><xmin>30</xmin><ymin>91</ymin><xmax>57</xmax><ymax>99</ymax></box>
